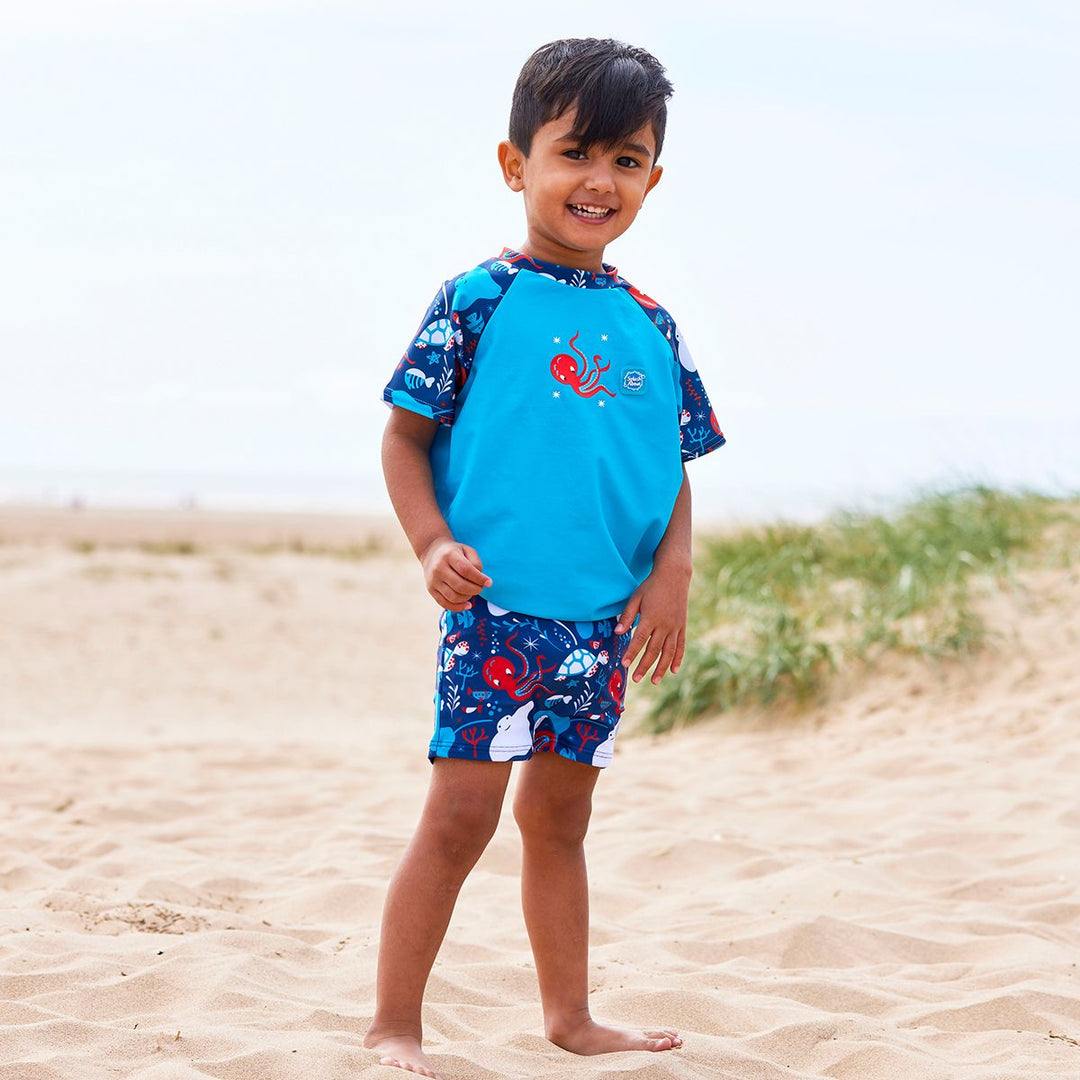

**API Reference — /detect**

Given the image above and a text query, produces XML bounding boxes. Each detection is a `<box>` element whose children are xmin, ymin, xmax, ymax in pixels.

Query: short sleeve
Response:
<box><xmin>673</xmin><ymin>326</ymin><xmax>727</xmax><ymax>462</ymax></box>
<box><xmin>382</xmin><ymin>280</ymin><xmax>463</xmax><ymax>426</ymax></box>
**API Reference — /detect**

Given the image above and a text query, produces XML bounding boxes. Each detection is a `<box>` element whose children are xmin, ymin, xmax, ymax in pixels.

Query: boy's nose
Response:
<box><xmin>583</xmin><ymin>162</ymin><xmax>616</xmax><ymax>193</ymax></box>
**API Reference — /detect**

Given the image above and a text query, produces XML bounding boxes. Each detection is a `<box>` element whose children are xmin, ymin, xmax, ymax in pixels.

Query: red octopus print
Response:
<box><xmin>550</xmin><ymin>332</ymin><xmax>615</xmax><ymax>398</ymax></box>
<box><xmin>607</xmin><ymin>666</ymin><xmax>625</xmax><ymax>712</ymax></box>
<box><xmin>482</xmin><ymin>629</ymin><xmax>557</xmax><ymax>702</ymax></box>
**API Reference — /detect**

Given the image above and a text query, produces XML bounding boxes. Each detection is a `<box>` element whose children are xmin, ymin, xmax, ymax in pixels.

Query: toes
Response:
<box><xmin>644</xmin><ymin>1030</ymin><xmax>681</xmax><ymax>1051</ymax></box>
<box><xmin>378</xmin><ymin>1059</ymin><xmax>426</xmax><ymax>1075</ymax></box>
<box><xmin>648</xmin><ymin>1028</ymin><xmax>682</xmax><ymax>1043</ymax></box>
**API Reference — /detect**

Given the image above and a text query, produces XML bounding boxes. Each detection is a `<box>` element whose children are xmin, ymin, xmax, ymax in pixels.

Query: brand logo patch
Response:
<box><xmin>621</xmin><ymin>367</ymin><xmax>647</xmax><ymax>394</ymax></box>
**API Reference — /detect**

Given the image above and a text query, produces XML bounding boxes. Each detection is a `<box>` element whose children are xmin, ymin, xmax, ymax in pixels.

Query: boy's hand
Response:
<box><xmin>421</xmin><ymin>537</ymin><xmax>492</xmax><ymax>612</ymax></box>
<box><xmin>614</xmin><ymin>561</ymin><xmax>692</xmax><ymax>684</ymax></box>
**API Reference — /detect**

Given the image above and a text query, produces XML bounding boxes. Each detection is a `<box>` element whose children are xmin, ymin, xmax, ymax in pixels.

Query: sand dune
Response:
<box><xmin>1</xmin><ymin>509</ymin><xmax>1078</xmax><ymax>1079</ymax></box>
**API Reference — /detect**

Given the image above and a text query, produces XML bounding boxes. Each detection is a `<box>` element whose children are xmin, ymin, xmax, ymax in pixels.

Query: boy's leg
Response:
<box><xmin>513</xmin><ymin>752</ymin><xmax>682</xmax><ymax>1054</ymax></box>
<box><xmin>365</xmin><ymin>758</ymin><xmax>513</xmax><ymax>1077</ymax></box>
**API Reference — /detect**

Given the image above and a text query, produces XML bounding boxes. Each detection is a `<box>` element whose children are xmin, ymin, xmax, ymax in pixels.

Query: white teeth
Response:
<box><xmin>570</xmin><ymin>204</ymin><xmax>613</xmax><ymax>218</ymax></box>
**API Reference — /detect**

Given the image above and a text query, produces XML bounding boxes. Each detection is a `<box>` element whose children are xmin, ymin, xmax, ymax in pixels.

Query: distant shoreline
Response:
<box><xmin>0</xmin><ymin>501</ymin><xmax>750</xmax><ymax>550</ymax></box>
<box><xmin>0</xmin><ymin>503</ymin><xmax>410</xmax><ymax>551</ymax></box>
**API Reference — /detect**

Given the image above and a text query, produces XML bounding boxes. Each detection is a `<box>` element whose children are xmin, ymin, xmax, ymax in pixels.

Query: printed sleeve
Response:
<box><xmin>382</xmin><ymin>280</ymin><xmax>464</xmax><ymax>426</ymax></box>
<box><xmin>672</xmin><ymin>326</ymin><xmax>727</xmax><ymax>462</ymax></box>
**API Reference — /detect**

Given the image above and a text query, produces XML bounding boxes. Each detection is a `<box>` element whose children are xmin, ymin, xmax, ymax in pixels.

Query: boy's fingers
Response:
<box><xmin>443</xmin><ymin>579</ymin><xmax>478</xmax><ymax>603</ymax></box>
<box><xmin>441</xmin><ymin>570</ymin><xmax>482</xmax><ymax>598</ymax></box>
<box><xmin>615</xmin><ymin>594</ymin><xmax>641</xmax><ymax>636</ymax></box>
<box><xmin>458</xmin><ymin>545</ymin><xmax>493</xmax><ymax>587</ymax></box>
<box><xmin>451</xmin><ymin>558</ymin><xmax>490</xmax><ymax>588</ymax></box>
<box><xmin>622</xmin><ymin>620</ymin><xmax>650</xmax><ymax>668</ymax></box>
<box><xmin>433</xmin><ymin>590</ymin><xmax>472</xmax><ymax>612</ymax></box>
<box><xmin>431</xmin><ymin>558</ymin><xmax>484</xmax><ymax>597</ymax></box>
<box><xmin>651</xmin><ymin>634</ymin><xmax>679</xmax><ymax>683</ymax></box>
<box><xmin>672</xmin><ymin>632</ymin><xmax>686</xmax><ymax>674</ymax></box>
<box><xmin>632</xmin><ymin>633</ymin><xmax>665</xmax><ymax>683</ymax></box>
<box><xmin>432</xmin><ymin>582</ymin><xmax>473</xmax><ymax>608</ymax></box>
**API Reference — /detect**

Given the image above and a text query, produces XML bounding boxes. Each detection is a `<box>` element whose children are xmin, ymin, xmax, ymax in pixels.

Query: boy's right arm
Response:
<box><xmin>381</xmin><ymin>407</ymin><xmax>492</xmax><ymax>612</ymax></box>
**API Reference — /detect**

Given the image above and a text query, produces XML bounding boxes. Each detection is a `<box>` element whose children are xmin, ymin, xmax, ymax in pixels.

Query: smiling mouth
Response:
<box><xmin>568</xmin><ymin>203</ymin><xmax>615</xmax><ymax>220</ymax></box>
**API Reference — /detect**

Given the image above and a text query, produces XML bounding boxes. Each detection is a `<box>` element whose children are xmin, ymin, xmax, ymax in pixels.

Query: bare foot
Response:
<box><xmin>364</xmin><ymin>1033</ymin><xmax>440</xmax><ymax>1079</ymax></box>
<box><xmin>547</xmin><ymin>1017</ymin><xmax>683</xmax><ymax>1055</ymax></box>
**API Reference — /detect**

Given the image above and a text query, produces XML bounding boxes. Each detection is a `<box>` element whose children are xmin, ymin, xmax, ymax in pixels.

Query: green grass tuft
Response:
<box><xmin>642</xmin><ymin>486</ymin><xmax>1077</xmax><ymax>732</ymax></box>
<box><xmin>249</xmin><ymin>535</ymin><xmax>385</xmax><ymax>560</ymax></box>
<box><xmin>138</xmin><ymin>540</ymin><xmax>199</xmax><ymax>556</ymax></box>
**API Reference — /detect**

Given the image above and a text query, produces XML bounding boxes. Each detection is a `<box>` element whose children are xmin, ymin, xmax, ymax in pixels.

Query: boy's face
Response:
<box><xmin>498</xmin><ymin>109</ymin><xmax>663</xmax><ymax>272</ymax></box>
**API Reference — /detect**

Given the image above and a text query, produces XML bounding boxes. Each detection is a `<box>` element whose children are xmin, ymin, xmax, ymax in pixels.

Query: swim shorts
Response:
<box><xmin>430</xmin><ymin>595</ymin><xmax>634</xmax><ymax>768</ymax></box>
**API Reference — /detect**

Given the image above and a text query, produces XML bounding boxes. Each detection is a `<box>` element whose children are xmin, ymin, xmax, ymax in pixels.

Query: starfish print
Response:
<box><xmin>553</xmin><ymin>336</ymin><xmax>561</xmax><ymax>344</ymax></box>
<box><xmin>601</xmin><ymin>334</ymin><xmax>608</xmax><ymax>341</ymax></box>
<box><xmin>598</xmin><ymin>400</ymin><xmax>606</xmax><ymax>408</ymax></box>
<box><xmin>522</xmin><ymin>635</ymin><xmax>541</xmax><ymax>651</ymax></box>
<box><xmin>552</xmin><ymin>390</ymin><xmax>560</xmax><ymax>399</ymax></box>
<box><xmin>697</xmin><ymin>411</ymin><xmax>706</xmax><ymax>420</ymax></box>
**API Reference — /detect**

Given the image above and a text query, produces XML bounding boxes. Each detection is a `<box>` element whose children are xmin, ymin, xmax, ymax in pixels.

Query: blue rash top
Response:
<box><xmin>382</xmin><ymin>248</ymin><xmax>726</xmax><ymax>622</ymax></box>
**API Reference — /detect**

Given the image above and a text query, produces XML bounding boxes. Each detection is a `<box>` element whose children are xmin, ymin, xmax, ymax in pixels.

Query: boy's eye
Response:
<box><xmin>562</xmin><ymin>149</ymin><xmax>587</xmax><ymax>160</ymax></box>
<box><xmin>616</xmin><ymin>156</ymin><xmax>640</xmax><ymax>168</ymax></box>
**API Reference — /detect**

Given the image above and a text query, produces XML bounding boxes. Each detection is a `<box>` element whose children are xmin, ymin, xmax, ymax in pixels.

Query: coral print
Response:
<box><xmin>550</xmin><ymin>332</ymin><xmax>615</xmax><ymax>398</ymax></box>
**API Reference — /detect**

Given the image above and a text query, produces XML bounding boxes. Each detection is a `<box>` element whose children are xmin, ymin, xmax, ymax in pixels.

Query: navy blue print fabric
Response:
<box><xmin>431</xmin><ymin>596</ymin><xmax>633</xmax><ymax>768</ymax></box>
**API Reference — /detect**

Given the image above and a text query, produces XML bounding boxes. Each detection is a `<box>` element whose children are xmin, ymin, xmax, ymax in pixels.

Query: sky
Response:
<box><xmin>1</xmin><ymin>0</ymin><xmax>1077</xmax><ymax>521</ymax></box>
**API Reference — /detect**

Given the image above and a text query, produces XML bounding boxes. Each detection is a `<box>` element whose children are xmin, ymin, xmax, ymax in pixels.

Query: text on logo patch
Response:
<box><xmin>621</xmin><ymin>367</ymin><xmax>647</xmax><ymax>394</ymax></box>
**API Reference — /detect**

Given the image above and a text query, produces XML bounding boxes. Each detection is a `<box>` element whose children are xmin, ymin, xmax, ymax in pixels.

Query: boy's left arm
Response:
<box><xmin>615</xmin><ymin>466</ymin><xmax>693</xmax><ymax>685</ymax></box>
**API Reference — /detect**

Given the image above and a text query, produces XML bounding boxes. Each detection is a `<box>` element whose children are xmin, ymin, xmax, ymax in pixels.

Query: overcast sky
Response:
<box><xmin>2</xmin><ymin>0</ymin><xmax>1077</xmax><ymax>520</ymax></box>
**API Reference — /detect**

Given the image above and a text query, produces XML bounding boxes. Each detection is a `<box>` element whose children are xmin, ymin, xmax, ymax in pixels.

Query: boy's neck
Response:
<box><xmin>516</xmin><ymin>238</ymin><xmax>607</xmax><ymax>274</ymax></box>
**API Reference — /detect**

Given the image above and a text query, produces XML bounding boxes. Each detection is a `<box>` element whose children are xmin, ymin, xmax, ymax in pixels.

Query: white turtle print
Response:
<box><xmin>555</xmin><ymin>647</ymin><xmax>610</xmax><ymax>680</ymax></box>
<box><xmin>489</xmin><ymin>701</ymin><xmax>534</xmax><ymax>762</ymax></box>
<box><xmin>415</xmin><ymin>317</ymin><xmax>455</xmax><ymax>350</ymax></box>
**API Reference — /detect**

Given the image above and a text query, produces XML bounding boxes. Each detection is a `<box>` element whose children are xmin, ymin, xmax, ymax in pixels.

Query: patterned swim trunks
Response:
<box><xmin>430</xmin><ymin>595</ymin><xmax>634</xmax><ymax>768</ymax></box>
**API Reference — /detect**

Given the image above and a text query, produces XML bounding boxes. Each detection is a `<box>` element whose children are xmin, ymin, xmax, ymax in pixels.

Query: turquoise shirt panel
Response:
<box><xmin>429</xmin><ymin>270</ymin><xmax>683</xmax><ymax>621</ymax></box>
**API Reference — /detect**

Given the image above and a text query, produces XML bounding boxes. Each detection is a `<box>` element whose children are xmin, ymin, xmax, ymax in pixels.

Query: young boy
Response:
<box><xmin>366</xmin><ymin>37</ymin><xmax>725</xmax><ymax>1079</ymax></box>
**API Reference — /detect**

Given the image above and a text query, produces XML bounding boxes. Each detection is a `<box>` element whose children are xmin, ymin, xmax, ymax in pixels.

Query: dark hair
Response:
<box><xmin>509</xmin><ymin>38</ymin><xmax>673</xmax><ymax>162</ymax></box>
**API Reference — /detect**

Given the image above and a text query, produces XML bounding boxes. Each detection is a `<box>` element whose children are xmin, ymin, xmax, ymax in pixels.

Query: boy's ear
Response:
<box><xmin>498</xmin><ymin>140</ymin><xmax>526</xmax><ymax>192</ymax></box>
<box><xmin>642</xmin><ymin>164</ymin><xmax>663</xmax><ymax>201</ymax></box>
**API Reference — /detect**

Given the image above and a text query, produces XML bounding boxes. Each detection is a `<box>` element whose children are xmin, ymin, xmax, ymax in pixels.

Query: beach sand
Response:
<box><xmin>1</xmin><ymin>507</ymin><xmax>1078</xmax><ymax>1079</ymax></box>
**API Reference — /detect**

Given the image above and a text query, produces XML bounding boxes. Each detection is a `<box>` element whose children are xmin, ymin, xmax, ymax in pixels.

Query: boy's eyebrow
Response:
<box><xmin>553</xmin><ymin>131</ymin><xmax>654</xmax><ymax>160</ymax></box>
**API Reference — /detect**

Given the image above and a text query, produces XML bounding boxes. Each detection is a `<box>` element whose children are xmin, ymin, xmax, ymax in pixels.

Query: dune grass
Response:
<box><xmin>643</xmin><ymin>486</ymin><xmax>1079</xmax><ymax>732</ymax></box>
<box><xmin>61</xmin><ymin>536</ymin><xmax>385</xmax><ymax>560</ymax></box>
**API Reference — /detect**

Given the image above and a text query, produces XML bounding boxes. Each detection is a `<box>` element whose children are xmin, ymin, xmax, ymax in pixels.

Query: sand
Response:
<box><xmin>1</xmin><ymin>506</ymin><xmax>1078</xmax><ymax>1079</ymax></box>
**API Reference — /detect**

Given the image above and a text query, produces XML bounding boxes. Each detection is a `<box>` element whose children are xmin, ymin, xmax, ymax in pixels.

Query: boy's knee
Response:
<box><xmin>427</xmin><ymin>789</ymin><xmax>503</xmax><ymax>856</ymax></box>
<box><xmin>513</xmin><ymin>787</ymin><xmax>593</xmax><ymax>847</ymax></box>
